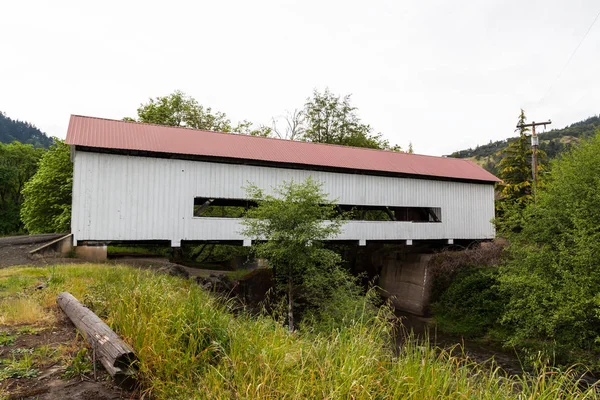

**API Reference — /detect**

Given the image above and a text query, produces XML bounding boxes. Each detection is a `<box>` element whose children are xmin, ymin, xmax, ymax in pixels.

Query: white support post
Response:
<box><xmin>406</xmin><ymin>239</ymin><xmax>413</xmax><ymax>246</ymax></box>
<box><xmin>447</xmin><ymin>239</ymin><xmax>454</xmax><ymax>245</ymax></box>
<box><xmin>243</xmin><ymin>239</ymin><xmax>252</xmax><ymax>247</ymax></box>
<box><xmin>359</xmin><ymin>239</ymin><xmax>366</xmax><ymax>246</ymax></box>
<box><xmin>171</xmin><ymin>239</ymin><xmax>181</xmax><ymax>248</ymax></box>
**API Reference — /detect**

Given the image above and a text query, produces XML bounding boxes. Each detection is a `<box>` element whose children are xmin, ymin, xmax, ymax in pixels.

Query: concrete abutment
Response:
<box><xmin>378</xmin><ymin>251</ymin><xmax>432</xmax><ymax>316</ymax></box>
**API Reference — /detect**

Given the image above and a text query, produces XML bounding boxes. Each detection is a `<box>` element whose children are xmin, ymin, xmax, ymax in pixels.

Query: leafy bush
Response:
<box><xmin>433</xmin><ymin>267</ymin><xmax>504</xmax><ymax>337</ymax></box>
<box><xmin>300</xmin><ymin>267</ymin><xmax>378</xmax><ymax>333</ymax></box>
<box><xmin>499</xmin><ymin>132</ymin><xmax>600</xmax><ymax>365</ymax></box>
<box><xmin>0</xmin><ymin>141</ymin><xmax>43</xmax><ymax>234</ymax></box>
<box><xmin>428</xmin><ymin>240</ymin><xmax>505</xmax><ymax>304</ymax></box>
<box><xmin>20</xmin><ymin>139</ymin><xmax>72</xmax><ymax>233</ymax></box>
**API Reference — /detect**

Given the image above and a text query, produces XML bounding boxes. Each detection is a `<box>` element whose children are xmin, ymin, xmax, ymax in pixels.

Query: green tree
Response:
<box><xmin>0</xmin><ymin>142</ymin><xmax>44</xmax><ymax>234</ymax></box>
<box><xmin>133</xmin><ymin>90</ymin><xmax>232</xmax><ymax>131</ymax></box>
<box><xmin>302</xmin><ymin>89</ymin><xmax>401</xmax><ymax>151</ymax></box>
<box><xmin>241</xmin><ymin>177</ymin><xmax>346</xmax><ymax>331</ymax></box>
<box><xmin>499</xmin><ymin>131</ymin><xmax>600</xmax><ymax>363</ymax></box>
<box><xmin>0</xmin><ymin>111</ymin><xmax>53</xmax><ymax>148</ymax></box>
<box><xmin>496</xmin><ymin>110</ymin><xmax>546</xmax><ymax>205</ymax></box>
<box><xmin>21</xmin><ymin>140</ymin><xmax>72</xmax><ymax>233</ymax></box>
<box><xmin>129</xmin><ymin>90</ymin><xmax>270</xmax><ymax>135</ymax></box>
<box><xmin>498</xmin><ymin>110</ymin><xmax>530</xmax><ymax>203</ymax></box>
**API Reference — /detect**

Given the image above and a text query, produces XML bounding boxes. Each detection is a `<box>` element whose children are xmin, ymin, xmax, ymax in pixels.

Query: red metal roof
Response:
<box><xmin>65</xmin><ymin>115</ymin><xmax>499</xmax><ymax>183</ymax></box>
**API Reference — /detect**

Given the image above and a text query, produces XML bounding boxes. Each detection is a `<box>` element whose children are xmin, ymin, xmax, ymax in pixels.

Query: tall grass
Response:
<box><xmin>1</xmin><ymin>264</ymin><xmax>599</xmax><ymax>399</ymax></box>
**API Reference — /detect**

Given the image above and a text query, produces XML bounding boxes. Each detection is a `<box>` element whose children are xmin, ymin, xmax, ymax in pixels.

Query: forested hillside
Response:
<box><xmin>0</xmin><ymin>111</ymin><xmax>53</xmax><ymax>147</ymax></box>
<box><xmin>449</xmin><ymin>115</ymin><xmax>600</xmax><ymax>174</ymax></box>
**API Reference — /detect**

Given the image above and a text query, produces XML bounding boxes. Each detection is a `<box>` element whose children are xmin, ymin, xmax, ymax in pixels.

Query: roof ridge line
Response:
<box><xmin>70</xmin><ymin>114</ymin><xmax>434</xmax><ymax>159</ymax></box>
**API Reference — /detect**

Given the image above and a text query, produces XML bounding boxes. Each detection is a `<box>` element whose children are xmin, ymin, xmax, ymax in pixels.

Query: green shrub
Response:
<box><xmin>499</xmin><ymin>132</ymin><xmax>600</xmax><ymax>366</ymax></box>
<box><xmin>20</xmin><ymin>139</ymin><xmax>72</xmax><ymax>233</ymax></box>
<box><xmin>433</xmin><ymin>267</ymin><xmax>504</xmax><ymax>337</ymax></box>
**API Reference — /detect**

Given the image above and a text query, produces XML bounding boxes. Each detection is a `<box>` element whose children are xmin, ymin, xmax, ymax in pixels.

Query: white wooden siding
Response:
<box><xmin>71</xmin><ymin>151</ymin><xmax>496</xmax><ymax>245</ymax></box>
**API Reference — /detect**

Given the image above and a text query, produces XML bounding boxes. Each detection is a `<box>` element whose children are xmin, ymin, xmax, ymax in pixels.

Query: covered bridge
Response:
<box><xmin>65</xmin><ymin>115</ymin><xmax>498</xmax><ymax>252</ymax></box>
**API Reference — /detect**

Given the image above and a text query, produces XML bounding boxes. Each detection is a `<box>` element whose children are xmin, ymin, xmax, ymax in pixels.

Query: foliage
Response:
<box><xmin>62</xmin><ymin>348</ymin><xmax>93</xmax><ymax>379</ymax></box>
<box><xmin>0</xmin><ymin>111</ymin><xmax>52</xmax><ymax>148</ymax></box>
<box><xmin>302</xmin><ymin>88</ymin><xmax>401</xmax><ymax>151</ymax></box>
<box><xmin>185</xmin><ymin>243</ymin><xmax>249</xmax><ymax>265</ymax></box>
<box><xmin>0</xmin><ymin>354</ymin><xmax>39</xmax><ymax>381</ymax></box>
<box><xmin>0</xmin><ymin>142</ymin><xmax>43</xmax><ymax>234</ymax></box>
<box><xmin>20</xmin><ymin>139</ymin><xmax>72</xmax><ymax>233</ymax></box>
<box><xmin>2</xmin><ymin>264</ymin><xmax>599</xmax><ymax>399</ymax></box>
<box><xmin>0</xmin><ymin>332</ymin><xmax>16</xmax><ymax>347</ymax></box>
<box><xmin>496</xmin><ymin>109</ymin><xmax>546</xmax><ymax>206</ymax></box>
<box><xmin>129</xmin><ymin>90</ymin><xmax>270</xmax><ymax>136</ymax></box>
<box><xmin>433</xmin><ymin>267</ymin><xmax>505</xmax><ymax>337</ymax></box>
<box><xmin>134</xmin><ymin>90</ymin><xmax>232</xmax><ymax>131</ymax></box>
<box><xmin>241</xmin><ymin>177</ymin><xmax>348</xmax><ymax>330</ymax></box>
<box><xmin>107</xmin><ymin>245</ymin><xmax>170</xmax><ymax>257</ymax></box>
<box><xmin>428</xmin><ymin>241</ymin><xmax>506</xmax><ymax>304</ymax></box>
<box><xmin>498</xmin><ymin>132</ymin><xmax>600</xmax><ymax>365</ymax></box>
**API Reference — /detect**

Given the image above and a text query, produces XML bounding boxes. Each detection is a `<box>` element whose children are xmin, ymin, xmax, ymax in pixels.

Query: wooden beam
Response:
<box><xmin>194</xmin><ymin>199</ymin><xmax>214</xmax><ymax>216</ymax></box>
<box><xmin>384</xmin><ymin>207</ymin><xmax>397</xmax><ymax>221</ymax></box>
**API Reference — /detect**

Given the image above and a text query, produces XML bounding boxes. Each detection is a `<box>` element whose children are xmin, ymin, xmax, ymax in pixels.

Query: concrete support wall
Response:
<box><xmin>75</xmin><ymin>245</ymin><xmax>107</xmax><ymax>261</ymax></box>
<box><xmin>379</xmin><ymin>252</ymin><xmax>432</xmax><ymax>315</ymax></box>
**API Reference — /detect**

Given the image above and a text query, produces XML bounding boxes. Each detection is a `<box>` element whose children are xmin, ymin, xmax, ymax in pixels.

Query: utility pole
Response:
<box><xmin>516</xmin><ymin>119</ymin><xmax>551</xmax><ymax>193</ymax></box>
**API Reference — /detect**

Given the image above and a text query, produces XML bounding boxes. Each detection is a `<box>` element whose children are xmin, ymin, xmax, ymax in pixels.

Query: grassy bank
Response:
<box><xmin>1</xmin><ymin>264</ymin><xmax>598</xmax><ymax>399</ymax></box>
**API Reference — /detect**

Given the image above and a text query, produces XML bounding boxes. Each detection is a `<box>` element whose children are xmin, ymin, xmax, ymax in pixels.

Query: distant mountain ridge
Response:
<box><xmin>449</xmin><ymin>115</ymin><xmax>600</xmax><ymax>174</ymax></box>
<box><xmin>0</xmin><ymin>112</ymin><xmax>53</xmax><ymax>147</ymax></box>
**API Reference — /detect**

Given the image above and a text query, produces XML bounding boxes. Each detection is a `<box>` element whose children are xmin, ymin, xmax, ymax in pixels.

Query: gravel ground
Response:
<box><xmin>0</xmin><ymin>234</ymin><xmax>82</xmax><ymax>268</ymax></box>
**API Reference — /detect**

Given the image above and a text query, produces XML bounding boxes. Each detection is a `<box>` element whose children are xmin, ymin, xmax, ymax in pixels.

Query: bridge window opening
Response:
<box><xmin>193</xmin><ymin>198</ymin><xmax>441</xmax><ymax>222</ymax></box>
<box><xmin>193</xmin><ymin>197</ymin><xmax>257</xmax><ymax>218</ymax></box>
<box><xmin>338</xmin><ymin>205</ymin><xmax>441</xmax><ymax>222</ymax></box>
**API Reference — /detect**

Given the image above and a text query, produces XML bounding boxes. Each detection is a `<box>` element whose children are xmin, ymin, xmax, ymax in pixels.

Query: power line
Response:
<box><xmin>540</xmin><ymin>7</ymin><xmax>600</xmax><ymax>103</ymax></box>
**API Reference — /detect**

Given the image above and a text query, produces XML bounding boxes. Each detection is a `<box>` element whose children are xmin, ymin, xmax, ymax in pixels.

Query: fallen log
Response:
<box><xmin>57</xmin><ymin>292</ymin><xmax>138</xmax><ymax>385</ymax></box>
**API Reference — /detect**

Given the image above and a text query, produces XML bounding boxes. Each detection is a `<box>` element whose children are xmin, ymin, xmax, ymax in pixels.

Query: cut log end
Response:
<box><xmin>115</xmin><ymin>352</ymin><xmax>138</xmax><ymax>369</ymax></box>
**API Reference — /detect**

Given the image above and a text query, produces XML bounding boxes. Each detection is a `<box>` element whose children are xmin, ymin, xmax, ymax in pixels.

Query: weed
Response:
<box><xmin>62</xmin><ymin>348</ymin><xmax>92</xmax><ymax>379</ymax></box>
<box><xmin>0</xmin><ymin>333</ymin><xmax>15</xmax><ymax>347</ymax></box>
<box><xmin>0</xmin><ymin>296</ymin><xmax>52</xmax><ymax>326</ymax></box>
<box><xmin>17</xmin><ymin>326</ymin><xmax>42</xmax><ymax>335</ymax></box>
<box><xmin>33</xmin><ymin>345</ymin><xmax>59</xmax><ymax>362</ymax></box>
<box><xmin>0</xmin><ymin>354</ymin><xmax>39</xmax><ymax>381</ymax></box>
<box><xmin>10</xmin><ymin>348</ymin><xmax>33</xmax><ymax>356</ymax></box>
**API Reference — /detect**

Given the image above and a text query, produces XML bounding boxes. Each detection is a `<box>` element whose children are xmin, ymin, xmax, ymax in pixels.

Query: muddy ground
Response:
<box><xmin>1</xmin><ymin>311</ymin><xmax>136</xmax><ymax>400</ymax></box>
<box><xmin>0</xmin><ymin>235</ymin><xmax>141</xmax><ymax>399</ymax></box>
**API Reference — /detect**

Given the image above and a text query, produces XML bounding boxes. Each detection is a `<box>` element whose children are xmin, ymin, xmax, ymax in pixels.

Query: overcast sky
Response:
<box><xmin>1</xmin><ymin>0</ymin><xmax>599</xmax><ymax>156</ymax></box>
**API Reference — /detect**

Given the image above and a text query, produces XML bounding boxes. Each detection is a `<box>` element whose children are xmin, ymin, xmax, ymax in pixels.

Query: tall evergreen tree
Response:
<box><xmin>0</xmin><ymin>112</ymin><xmax>53</xmax><ymax>148</ymax></box>
<box><xmin>497</xmin><ymin>109</ymin><xmax>546</xmax><ymax>205</ymax></box>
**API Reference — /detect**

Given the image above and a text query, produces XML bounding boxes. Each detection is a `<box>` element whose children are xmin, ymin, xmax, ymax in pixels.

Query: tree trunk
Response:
<box><xmin>287</xmin><ymin>273</ymin><xmax>294</xmax><ymax>331</ymax></box>
<box><xmin>57</xmin><ymin>292</ymin><xmax>138</xmax><ymax>386</ymax></box>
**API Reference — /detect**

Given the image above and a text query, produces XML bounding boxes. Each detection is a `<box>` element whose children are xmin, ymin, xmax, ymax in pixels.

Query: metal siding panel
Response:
<box><xmin>72</xmin><ymin>152</ymin><xmax>496</xmax><ymax>243</ymax></box>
